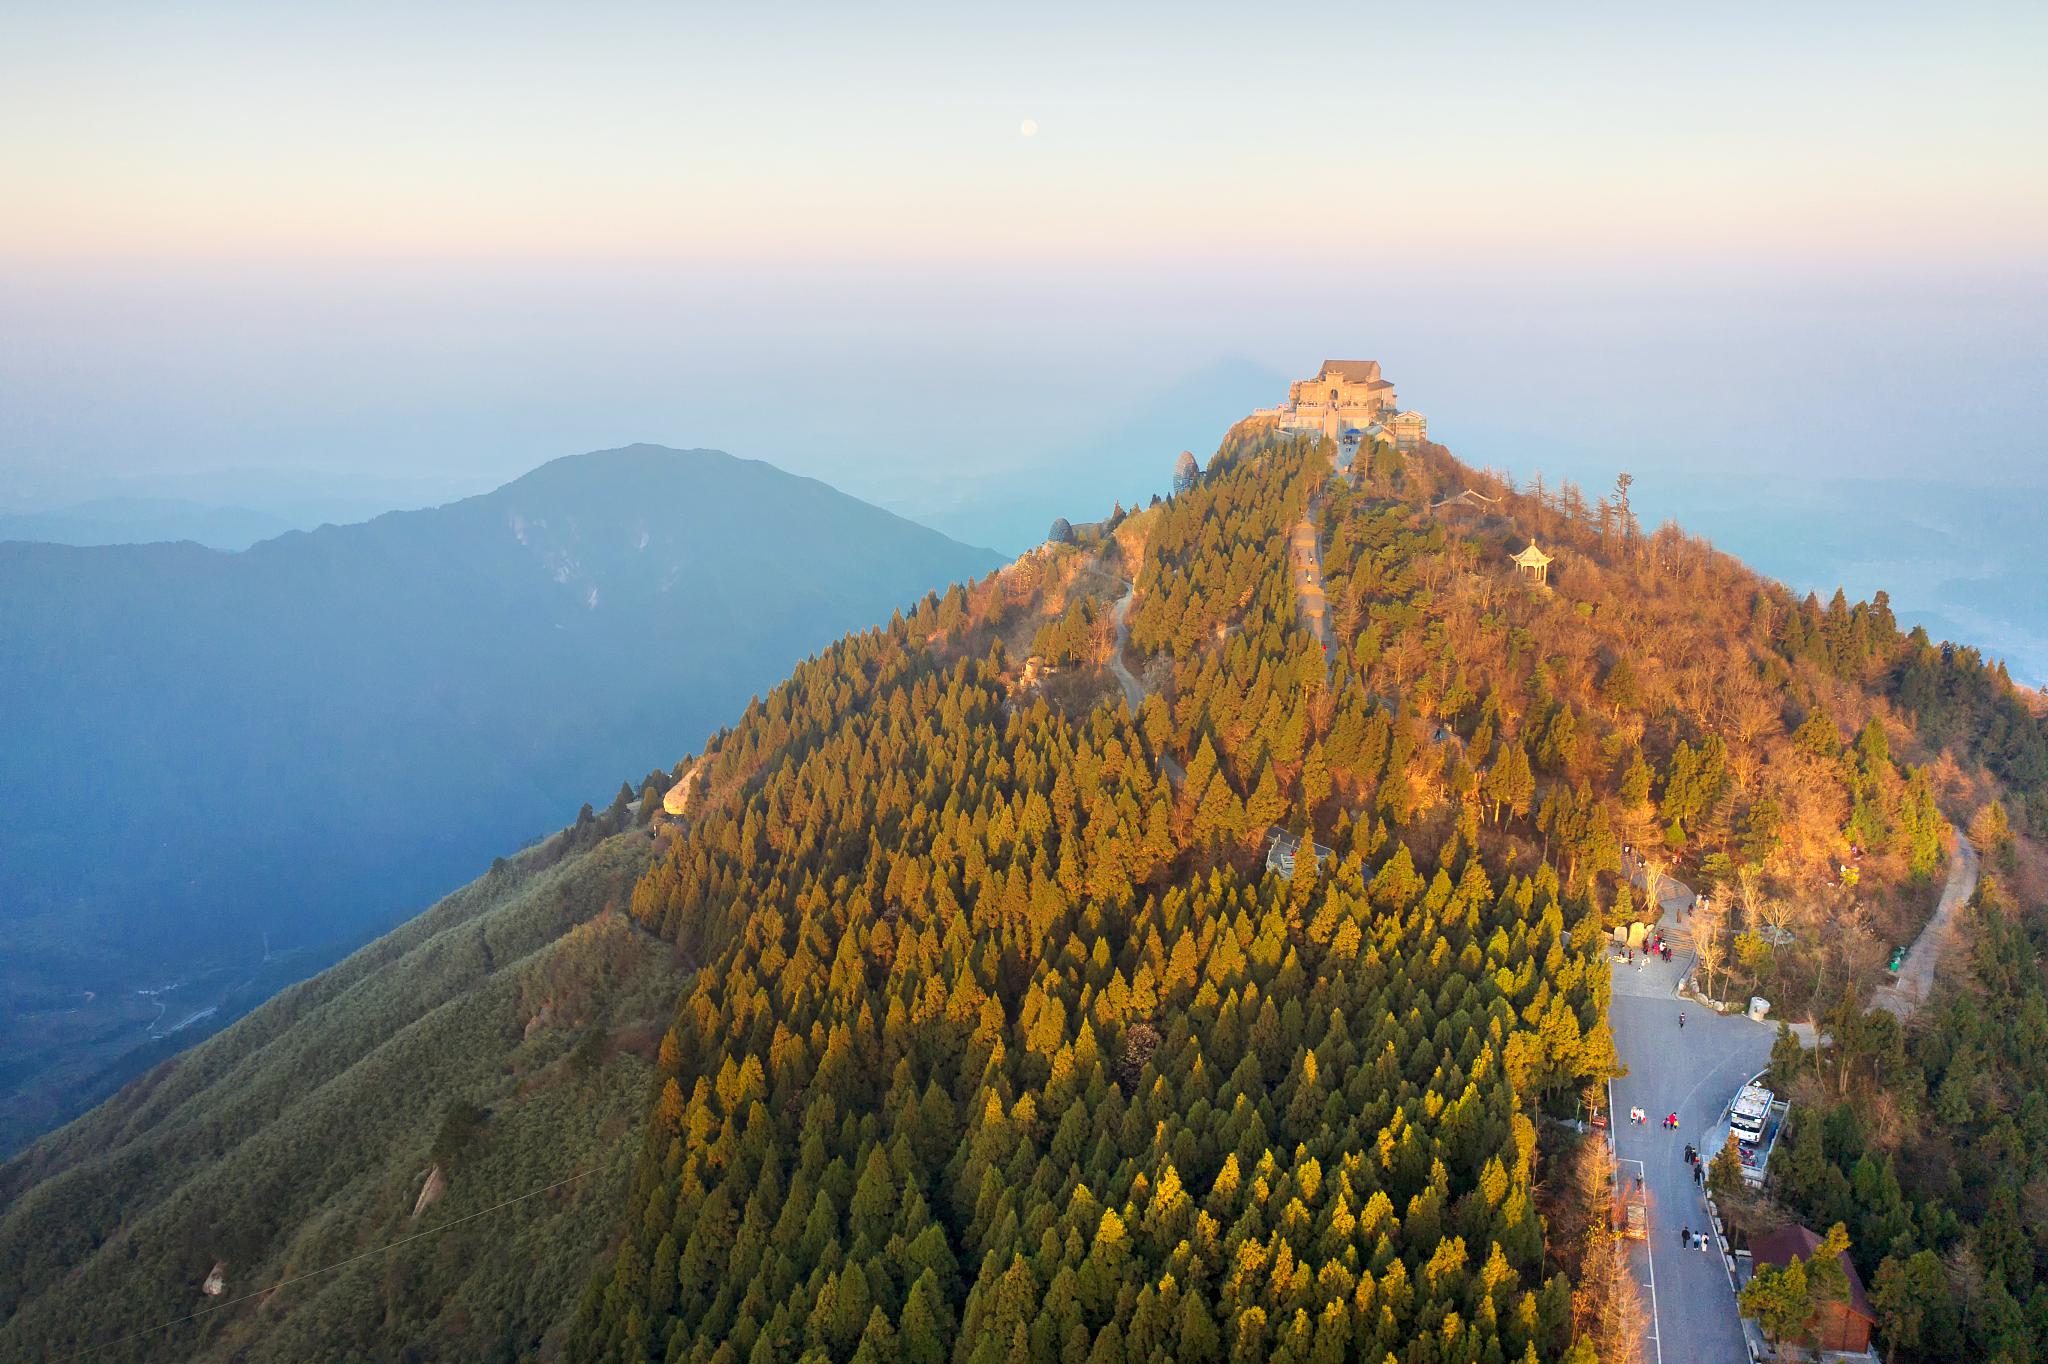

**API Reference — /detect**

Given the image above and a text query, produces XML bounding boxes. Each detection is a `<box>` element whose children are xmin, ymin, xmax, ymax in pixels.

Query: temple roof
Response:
<box><xmin>1315</xmin><ymin>360</ymin><xmax>1383</xmax><ymax>385</ymax></box>
<box><xmin>1511</xmin><ymin>543</ymin><xmax>1552</xmax><ymax>567</ymax></box>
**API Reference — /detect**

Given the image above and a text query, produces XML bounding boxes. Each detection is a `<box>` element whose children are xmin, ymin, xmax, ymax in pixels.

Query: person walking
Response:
<box><xmin>1678</xmin><ymin>1011</ymin><xmax>1686</xmax><ymax>1028</ymax></box>
<box><xmin>1680</xmin><ymin>1224</ymin><xmax>1691</xmax><ymax>1248</ymax></box>
<box><xmin>1695</xmin><ymin>1163</ymin><xmax>1704</xmax><ymax>1187</ymax></box>
<box><xmin>1700</xmin><ymin>1231</ymin><xmax>1713</xmax><ymax>1255</ymax></box>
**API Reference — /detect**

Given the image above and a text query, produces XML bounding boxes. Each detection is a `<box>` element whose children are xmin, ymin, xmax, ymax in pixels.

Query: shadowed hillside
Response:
<box><xmin>0</xmin><ymin>444</ymin><xmax>1002</xmax><ymax>1152</ymax></box>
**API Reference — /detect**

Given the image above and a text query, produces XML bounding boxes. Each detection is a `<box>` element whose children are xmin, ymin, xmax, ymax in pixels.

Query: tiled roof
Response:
<box><xmin>1316</xmin><ymin>360</ymin><xmax>1383</xmax><ymax>384</ymax></box>
<box><xmin>1749</xmin><ymin>1225</ymin><xmax>1875</xmax><ymax>1321</ymax></box>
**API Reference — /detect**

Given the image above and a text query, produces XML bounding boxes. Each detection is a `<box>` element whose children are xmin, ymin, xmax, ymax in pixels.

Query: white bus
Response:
<box><xmin>1730</xmin><ymin>1083</ymin><xmax>1772</xmax><ymax>1146</ymax></box>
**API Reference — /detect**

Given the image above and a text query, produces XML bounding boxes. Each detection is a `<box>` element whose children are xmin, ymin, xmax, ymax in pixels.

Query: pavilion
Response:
<box><xmin>1510</xmin><ymin>542</ymin><xmax>1553</xmax><ymax>585</ymax></box>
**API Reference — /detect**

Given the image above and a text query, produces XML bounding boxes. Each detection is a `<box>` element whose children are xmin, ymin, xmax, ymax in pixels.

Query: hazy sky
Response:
<box><xmin>2</xmin><ymin>4</ymin><xmax>2044</xmax><ymax>561</ymax></box>
<box><xmin>7</xmin><ymin>3</ymin><xmax>2044</xmax><ymax>264</ymax></box>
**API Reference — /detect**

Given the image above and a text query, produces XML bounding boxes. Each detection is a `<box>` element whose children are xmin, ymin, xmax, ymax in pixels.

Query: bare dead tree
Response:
<box><xmin>1568</xmin><ymin>1137</ymin><xmax>1647</xmax><ymax>1364</ymax></box>
<box><xmin>1735</xmin><ymin>863</ymin><xmax>1766</xmax><ymax>929</ymax></box>
<box><xmin>1692</xmin><ymin>897</ymin><xmax>1731</xmax><ymax>1002</ymax></box>
<box><xmin>1642</xmin><ymin>856</ymin><xmax>1671</xmax><ymax>921</ymax></box>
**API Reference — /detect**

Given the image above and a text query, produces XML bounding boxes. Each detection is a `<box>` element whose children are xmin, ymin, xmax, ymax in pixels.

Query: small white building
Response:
<box><xmin>1265</xmin><ymin>827</ymin><xmax>1334</xmax><ymax>879</ymax></box>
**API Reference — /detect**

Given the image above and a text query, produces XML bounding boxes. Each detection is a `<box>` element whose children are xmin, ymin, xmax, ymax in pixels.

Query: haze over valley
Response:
<box><xmin>0</xmin><ymin>446</ymin><xmax>999</xmax><ymax>1151</ymax></box>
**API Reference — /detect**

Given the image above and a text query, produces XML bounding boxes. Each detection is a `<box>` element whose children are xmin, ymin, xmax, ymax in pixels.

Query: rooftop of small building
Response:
<box><xmin>1747</xmin><ymin>1225</ymin><xmax>1875</xmax><ymax>1322</ymax></box>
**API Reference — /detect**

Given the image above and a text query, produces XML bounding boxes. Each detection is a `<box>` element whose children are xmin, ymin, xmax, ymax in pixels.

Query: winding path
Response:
<box><xmin>1108</xmin><ymin>584</ymin><xmax>1146</xmax><ymax>715</ymax></box>
<box><xmin>1109</xmin><ymin>582</ymin><xmax>1186</xmax><ymax>785</ymax></box>
<box><xmin>1290</xmin><ymin>509</ymin><xmax>1332</xmax><ymax>660</ymax></box>
<box><xmin>1874</xmin><ymin>826</ymin><xmax>1978</xmax><ymax>1020</ymax></box>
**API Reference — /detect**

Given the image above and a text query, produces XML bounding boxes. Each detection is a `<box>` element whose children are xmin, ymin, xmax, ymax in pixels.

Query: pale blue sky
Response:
<box><xmin>1</xmin><ymin>2</ymin><xmax>2045</xmax><ymax>671</ymax></box>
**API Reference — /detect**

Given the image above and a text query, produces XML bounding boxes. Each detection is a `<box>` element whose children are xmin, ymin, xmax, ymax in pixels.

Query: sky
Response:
<box><xmin>2</xmin><ymin>2</ymin><xmax>2046</xmax><ymax>661</ymax></box>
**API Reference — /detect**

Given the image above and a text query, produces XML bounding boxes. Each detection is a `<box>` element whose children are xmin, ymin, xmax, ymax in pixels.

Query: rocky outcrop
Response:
<box><xmin>411</xmin><ymin>1164</ymin><xmax>446</xmax><ymax>1219</ymax></box>
<box><xmin>661</xmin><ymin>759</ymin><xmax>704</xmax><ymax>818</ymax></box>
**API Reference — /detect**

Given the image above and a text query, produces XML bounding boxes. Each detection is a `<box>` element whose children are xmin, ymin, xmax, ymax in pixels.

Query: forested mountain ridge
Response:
<box><xmin>570</xmin><ymin>427</ymin><xmax>2048</xmax><ymax>1364</ymax></box>
<box><xmin>6</xmin><ymin>424</ymin><xmax>2047</xmax><ymax>1363</ymax></box>
<box><xmin>571</xmin><ymin>430</ymin><xmax>1618</xmax><ymax>1364</ymax></box>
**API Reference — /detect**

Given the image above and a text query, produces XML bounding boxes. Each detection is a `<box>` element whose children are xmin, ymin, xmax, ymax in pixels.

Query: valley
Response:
<box><xmin>0</xmin><ymin>445</ymin><xmax>1002</xmax><ymax>1156</ymax></box>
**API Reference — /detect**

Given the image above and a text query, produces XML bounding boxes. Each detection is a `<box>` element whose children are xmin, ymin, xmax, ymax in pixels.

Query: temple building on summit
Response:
<box><xmin>1251</xmin><ymin>360</ymin><xmax>1428</xmax><ymax>450</ymax></box>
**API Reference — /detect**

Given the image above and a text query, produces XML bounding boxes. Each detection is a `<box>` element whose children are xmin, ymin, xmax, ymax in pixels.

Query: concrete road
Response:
<box><xmin>1610</xmin><ymin>916</ymin><xmax>1777</xmax><ymax>1364</ymax></box>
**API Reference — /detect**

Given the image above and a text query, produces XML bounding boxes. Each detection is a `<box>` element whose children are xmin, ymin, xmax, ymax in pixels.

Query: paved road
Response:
<box><xmin>1610</xmin><ymin>910</ymin><xmax>1777</xmax><ymax>1364</ymax></box>
<box><xmin>1875</xmin><ymin>826</ymin><xmax>1978</xmax><ymax>1020</ymax></box>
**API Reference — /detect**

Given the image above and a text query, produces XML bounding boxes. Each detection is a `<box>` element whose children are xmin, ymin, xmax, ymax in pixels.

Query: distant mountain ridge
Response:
<box><xmin>0</xmin><ymin>496</ymin><xmax>299</xmax><ymax>551</ymax></box>
<box><xmin>0</xmin><ymin>443</ymin><xmax>1002</xmax><ymax>1150</ymax></box>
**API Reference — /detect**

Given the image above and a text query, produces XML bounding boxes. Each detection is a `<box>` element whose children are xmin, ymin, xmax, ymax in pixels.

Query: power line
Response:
<box><xmin>48</xmin><ymin>1165</ymin><xmax>602</xmax><ymax>1364</ymax></box>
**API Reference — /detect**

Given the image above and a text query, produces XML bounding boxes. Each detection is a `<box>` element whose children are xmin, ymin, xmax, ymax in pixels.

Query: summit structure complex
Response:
<box><xmin>1250</xmin><ymin>358</ymin><xmax>1428</xmax><ymax>449</ymax></box>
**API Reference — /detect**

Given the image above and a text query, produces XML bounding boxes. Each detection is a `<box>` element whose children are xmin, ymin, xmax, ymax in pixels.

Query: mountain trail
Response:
<box><xmin>1874</xmin><ymin>826</ymin><xmax>1979</xmax><ymax>1020</ymax></box>
<box><xmin>1108</xmin><ymin>581</ymin><xmax>1185</xmax><ymax>786</ymax></box>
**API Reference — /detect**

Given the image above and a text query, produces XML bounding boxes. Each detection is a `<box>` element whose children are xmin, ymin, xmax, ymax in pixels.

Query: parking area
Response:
<box><xmin>1611</xmin><ymin>906</ymin><xmax>1779</xmax><ymax>1363</ymax></box>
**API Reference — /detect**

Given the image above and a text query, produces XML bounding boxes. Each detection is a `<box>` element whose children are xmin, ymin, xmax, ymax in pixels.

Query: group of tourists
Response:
<box><xmin>1618</xmin><ymin>935</ymin><xmax>1675</xmax><ymax>968</ymax></box>
<box><xmin>1678</xmin><ymin>1224</ymin><xmax>1715</xmax><ymax>1254</ymax></box>
<box><xmin>1626</xmin><ymin>1107</ymin><xmax>1681</xmax><ymax>1129</ymax></box>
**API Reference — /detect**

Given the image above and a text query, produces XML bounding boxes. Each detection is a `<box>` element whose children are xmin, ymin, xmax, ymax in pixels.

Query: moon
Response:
<box><xmin>1019</xmin><ymin>119</ymin><xmax>1038</xmax><ymax>138</ymax></box>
